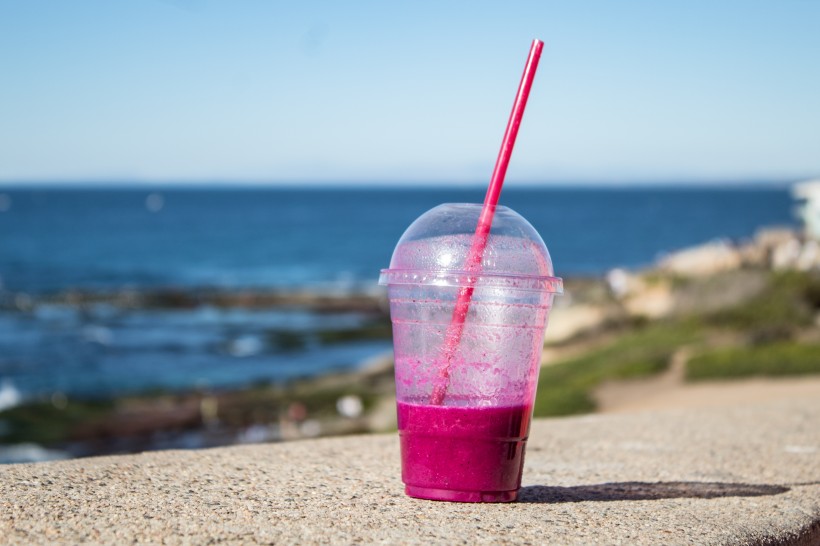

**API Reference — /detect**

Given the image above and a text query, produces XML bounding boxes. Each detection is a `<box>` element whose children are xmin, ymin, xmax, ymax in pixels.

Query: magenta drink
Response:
<box><xmin>380</xmin><ymin>204</ymin><xmax>562</xmax><ymax>503</ymax></box>
<box><xmin>398</xmin><ymin>401</ymin><xmax>532</xmax><ymax>502</ymax></box>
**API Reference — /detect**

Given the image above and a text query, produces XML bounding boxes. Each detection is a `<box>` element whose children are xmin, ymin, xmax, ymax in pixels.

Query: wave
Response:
<box><xmin>0</xmin><ymin>443</ymin><xmax>71</xmax><ymax>465</ymax></box>
<box><xmin>0</xmin><ymin>379</ymin><xmax>23</xmax><ymax>412</ymax></box>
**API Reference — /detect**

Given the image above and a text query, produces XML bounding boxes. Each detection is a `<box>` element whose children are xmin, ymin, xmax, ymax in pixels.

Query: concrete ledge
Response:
<box><xmin>1</xmin><ymin>397</ymin><xmax>818</xmax><ymax>545</ymax></box>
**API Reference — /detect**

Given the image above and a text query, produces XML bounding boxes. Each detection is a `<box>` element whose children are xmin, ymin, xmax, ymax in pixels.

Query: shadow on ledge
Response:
<box><xmin>519</xmin><ymin>481</ymin><xmax>790</xmax><ymax>503</ymax></box>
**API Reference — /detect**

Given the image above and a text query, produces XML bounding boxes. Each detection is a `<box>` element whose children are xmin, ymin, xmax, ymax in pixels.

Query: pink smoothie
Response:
<box><xmin>397</xmin><ymin>400</ymin><xmax>532</xmax><ymax>502</ymax></box>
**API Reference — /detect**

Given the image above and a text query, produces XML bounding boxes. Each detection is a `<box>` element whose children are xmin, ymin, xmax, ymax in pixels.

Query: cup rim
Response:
<box><xmin>378</xmin><ymin>268</ymin><xmax>563</xmax><ymax>294</ymax></box>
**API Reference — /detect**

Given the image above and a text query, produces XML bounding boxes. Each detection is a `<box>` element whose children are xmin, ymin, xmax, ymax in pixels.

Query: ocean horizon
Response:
<box><xmin>0</xmin><ymin>178</ymin><xmax>800</xmax><ymax>190</ymax></box>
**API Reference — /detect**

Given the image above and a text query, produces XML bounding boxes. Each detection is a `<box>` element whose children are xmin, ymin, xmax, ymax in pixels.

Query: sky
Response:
<box><xmin>0</xmin><ymin>1</ymin><xmax>818</xmax><ymax>185</ymax></box>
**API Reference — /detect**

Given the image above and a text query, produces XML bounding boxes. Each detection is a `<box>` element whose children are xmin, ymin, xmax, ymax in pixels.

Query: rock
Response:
<box><xmin>606</xmin><ymin>268</ymin><xmax>640</xmax><ymax>298</ymax></box>
<box><xmin>623</xmin><ymin>282</ymin><xmax>675</xmax><ymax>319</ymax></box>
<box><xmin>796</xmin><ymin>239</ymin><xmax>820</xmax><ymax>271</ymax></box>
<box><xmin>754</xmin><ymin>227</ymin><xmax>798</xmax><ymax>250</ymax></box>
<box><xmin>772</xmin><ymin>238</ymin><xmax>803</xmax><ymax>270</ymax></box>
<box><xmin>659</xmin><ymin>240</ymin><xmax>742</xmax><ymax>277</ymax></box>
<box><xmin>543</xmin><ymin>304</ymin><xmax>608</xmax><ymax>343</ymax></box>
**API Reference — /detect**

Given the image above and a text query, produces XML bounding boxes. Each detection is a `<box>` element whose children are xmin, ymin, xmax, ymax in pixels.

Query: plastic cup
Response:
<box><xmin>379</xmin><ymin>203</ymin><xmax>563</xmax><ymax>502</ymax></box>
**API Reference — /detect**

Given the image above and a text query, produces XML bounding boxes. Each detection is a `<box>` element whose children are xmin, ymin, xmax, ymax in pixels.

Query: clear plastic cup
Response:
<box><xmin>379</xmin><ymin>203</ymin><xmax>563</xmax><ymax>502</ymax></box>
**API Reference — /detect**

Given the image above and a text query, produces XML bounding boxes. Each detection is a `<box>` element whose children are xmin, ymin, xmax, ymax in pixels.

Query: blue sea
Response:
<box><xmin>0</xmin><ymin>186</ymin><xmax>797</xmax><ymax>402</ymax></box>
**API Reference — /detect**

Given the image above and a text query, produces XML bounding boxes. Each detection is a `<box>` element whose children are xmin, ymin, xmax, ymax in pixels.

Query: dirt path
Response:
<box><xmin>593</xmin><ymin>348</ymin><xmax>820</xmax><ymax>413</ymax></box>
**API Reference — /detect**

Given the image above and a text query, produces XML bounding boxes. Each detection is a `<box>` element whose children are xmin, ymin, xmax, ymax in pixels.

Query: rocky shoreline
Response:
<box><xmin>1</xmin><ymin>285</ymin><xmax>389</xmax><ymax>313</ymax></box>
<box><xmin>0</xmin><ymin>345</ymin><xmax>399</xmax><ymax>463</ymax></box>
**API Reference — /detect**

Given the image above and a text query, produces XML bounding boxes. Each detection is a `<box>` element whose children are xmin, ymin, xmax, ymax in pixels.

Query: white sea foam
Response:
<box><xmin>0</xmin><ymin>443</ymin><xmax>70</xmax><ymax>465</ymax></box>
<box><xmin>0</xmin><ymin>379</ymin><xmax>22</xmax><ymax>411</ymax></box>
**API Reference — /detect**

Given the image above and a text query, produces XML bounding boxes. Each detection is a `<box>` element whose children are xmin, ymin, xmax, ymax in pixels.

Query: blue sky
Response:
<box><xmin>0</xmin><ymin>1</ymin><xmax>818</xmax><ymax>185</ymax></box>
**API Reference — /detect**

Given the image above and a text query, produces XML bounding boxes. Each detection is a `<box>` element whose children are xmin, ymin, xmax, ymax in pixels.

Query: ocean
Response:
<box><xmin>0</xmin><ymin>186</ymin><xmax>798</xmax><ymax>293</ymax></box>
<box><xmin>0</xmin><ymin>186</ymin><xmax>797</xmax><ymax>401</ymax></box>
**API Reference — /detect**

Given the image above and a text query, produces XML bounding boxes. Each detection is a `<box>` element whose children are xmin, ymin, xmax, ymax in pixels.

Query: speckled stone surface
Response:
<box><xmin>1</xmin><ymin>397</ymin><xmax>818</xmax><ymax>545</ymax></box>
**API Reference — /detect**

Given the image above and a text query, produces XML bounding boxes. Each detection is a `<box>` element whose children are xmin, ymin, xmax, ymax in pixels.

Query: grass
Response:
<box><xmin>686</xmin><ymin>342</ymin><xmax>820</xmax><ymax>381</ymax></box>
<box><xmin>0</xmin><ymin>399</ymin><xmax>113</xmax><ymax>445</ymax></box>
<box><xmin>533</xmin><ymin>321</ymin><xmax>702</xmax><ymax>417</ymax></box>
<box><xmin>532</xmin><ymin>271</ymin><xmax>820</xmax><ymax>417</ymax></box>
<box><xmin>706</xmin><ymin>271</ymin><xmax>820</xmax><ymax>342</ymax></box>
<box><xmin>0</xmin><ymin>382</ymin><xmax>381</xmax><ymax>446</ymax></box>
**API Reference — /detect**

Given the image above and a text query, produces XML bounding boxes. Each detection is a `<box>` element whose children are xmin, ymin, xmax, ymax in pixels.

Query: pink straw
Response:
<box><xmin>430</xmin><ymin>39</ymin><xmax>544</xmax><ymax>405</ymax></box>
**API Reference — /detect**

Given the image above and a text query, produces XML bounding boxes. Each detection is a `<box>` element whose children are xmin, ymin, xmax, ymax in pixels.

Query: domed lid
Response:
<box><xmin>379</xmin><ymin>203</ymin><xmax>562</xmax><ymax>293</ymax></box>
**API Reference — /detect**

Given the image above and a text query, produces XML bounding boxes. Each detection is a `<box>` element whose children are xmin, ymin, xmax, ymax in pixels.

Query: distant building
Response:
<box><xmin>792</xmin><ymin>179</ymin><xmax>820</xmax><ymax>239</ymax></box>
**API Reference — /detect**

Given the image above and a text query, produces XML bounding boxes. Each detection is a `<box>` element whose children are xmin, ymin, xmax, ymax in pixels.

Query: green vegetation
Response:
<box><xmin>533</xmin><ymin>271</ymin><xmax>820</xmax><ymax>417</ymax></box>
<box><xmin>283</xmin><ymin>383</ymin><xmax>380</xmax><ymax>417</ymax></box>
<box><xmin>0</xmin><ymin>399</ymin><xmax>113</xmax><ymax>445</ymax></box>
<box><xmin>687</xmin><ymin>342</ymin><xmax>820</xmax><ymax>381</ymax></box>
<box><xmin>0</xmin><ymin>382</ymin><xmax>382</xmax><ymax>447</ymax></box>
<box><xmin>533</xmin><ymin>322</ymin><xmax>702</xmax><ymax>417</ymax></box>
<box><xmin>706</xmin><ymin>271</ymin><xmax>820</xmax><ymax>343</ymax></box>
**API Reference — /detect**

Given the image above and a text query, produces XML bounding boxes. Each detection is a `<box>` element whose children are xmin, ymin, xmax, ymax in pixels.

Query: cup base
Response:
<box><xmin>405</xmin><ymin>485</ymin><xmax>518</xmax><ymax>503</ymax></box>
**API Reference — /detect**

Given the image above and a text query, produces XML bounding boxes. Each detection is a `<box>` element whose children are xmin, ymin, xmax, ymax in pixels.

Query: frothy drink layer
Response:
<box><xmin>397</xmin><ymin>401</ymin><xmax>532</xmax><ymax>502</ymax></box>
